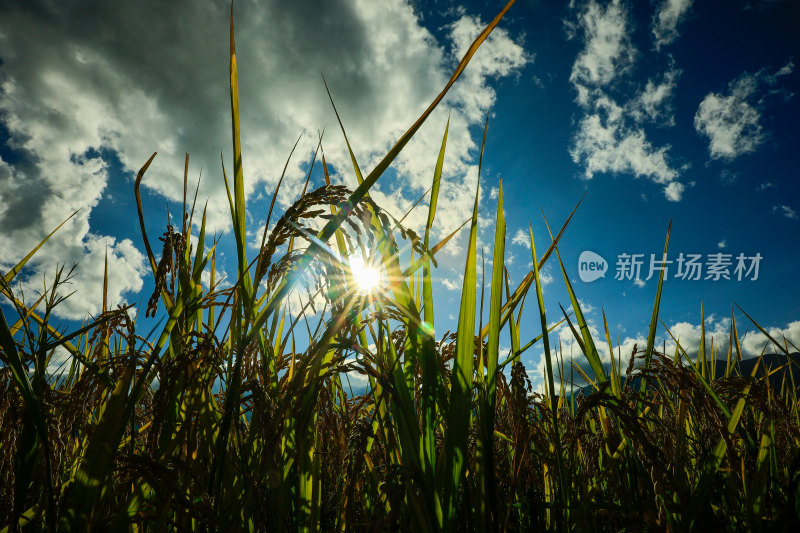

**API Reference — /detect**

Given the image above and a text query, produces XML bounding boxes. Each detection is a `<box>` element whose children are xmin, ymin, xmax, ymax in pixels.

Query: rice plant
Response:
<box><xmin>2</xmin><ymin>1</ymin><xmax>799</xmax><ymax>531</ymax></box>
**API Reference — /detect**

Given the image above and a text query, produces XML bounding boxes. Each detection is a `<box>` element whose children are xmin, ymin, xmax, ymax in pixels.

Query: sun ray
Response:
<box><xmin>349</xmin><ymin>254</ymin><xmax>382</xmax><ymax>295</ymax></box>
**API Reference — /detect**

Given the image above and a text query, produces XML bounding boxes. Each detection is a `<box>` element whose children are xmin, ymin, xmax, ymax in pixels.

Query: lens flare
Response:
<box><xmin>349</xmin><ymin>254</ymin><xmax>381</xmax><ymax>294</ymax></box>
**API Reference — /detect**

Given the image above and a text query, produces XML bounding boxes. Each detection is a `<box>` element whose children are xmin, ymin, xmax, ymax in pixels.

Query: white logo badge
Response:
<box><xmin>578</xmin><ymin>251</ymin><xmax>607</xmax><ymax>283</ymax></box>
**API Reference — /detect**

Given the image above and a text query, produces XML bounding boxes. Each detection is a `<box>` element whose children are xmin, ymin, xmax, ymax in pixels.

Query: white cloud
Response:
<box><xmin>339</xmin><ymin>367</ymin><xmax>371</xmax><ymax>392</ymax></box>
<box><xmin>570</xmin><ymin>110</ymin><xmax>679</xmax><ymax>185</ymax></box>
<box><xmin>577</xmin><ymin>298</ymin><xmax>594</xmax><ymax>314</ymax></box>
<box><xmin>740</xmin><ymin>320</ymin><xmax>800</xmax><ymax>357</ymax></box>
<box><xmin>441</xmin><ymin>276</ymin><xmax>462</xmax><ymax>291</ymax></box>
<box><xmin>663</xmin><ymin>179</ymin><xmax>685</xmax><ymax>202</ymax></box>
<box><xmin>776</xmin><ymin>62</ymin><xmax>794</xmax><ymax>77</ymax></box>
<box><xmin>527</xmin><ymin>315</ymin><xmax>800</xmax><ymax>393</ymax></box>
<box><xmin>651</xmin><ymin>0</ymin><xmax>693</xmax><ymax>51</ymax></box>
<box><xmin>665</xmin><ymin>318</ymin><xmax>729</xmax><ymax>357</ymax></box>
<box><xmin>567</xmin><ymin>1</ymin><xmax>683</xmax><ymax>202</ymax></box>
<box><xmin>57</xmin><ymin>236</ymin><xmax>147</xmax><ymax>319</ymax></box>
<box><xmin>561</xmin><ymin>299</ymin><xmax>596</xmax><ymax>320</ymax></box>
<box><xmin>773</xmin><ymin>205</ymin><xmax>798</xmax><ymax>219</ymax></box>
<box><xmin>628</xmin><ymin>67</ymin><xmax>681</xmax><ymax>126</ymax></box>
<box><xmin>511</xmin><ymin>228</ymin><xmax>530</xmax><ymax>249</ymax></box>
<box><xmin>694</xmin><ymin>77</ymin><xmax>763</xmax><ymax>159</ymax></box>
<box><xmin>694</xmin><ymin>62</ymin><xmax>793</xmax><ymax>160</ymax></box>
<box><xmin>201</xmin><ymin>262</ymin><xmax>230</xmax><ymax>291</ymax></box>
<box><xmin>665</xmin><ymin>318</ymin><xmax>800</xmax><ymax>360</ymax></box>
<box><xmin>755</xmin><ymin>182</ymin><xmax>775</xmax><ymax>191</ymax></box>
<box><xmin>0</xmin><ymin>66</ymin><xmax>149</xmax><ymax>319</ymax></box>
<box><xmin>0</xmin><ymin>0</ymin><xmax>528</xmax><ymax>319</ymax></box>
<box><xmin>569</xmin><ymin>0</ymin><xmax>636</xmax><ymax>91</ymax></box>
<box><xmin>539</xmin><ymin>264</ymin><xmax>555</xmax><ymax>286</ymax></box>
<box><xmin>284</xmin><ymin>286</ymin><xmax>327</xmax><ymax>318</ymax></box>
<box><xmin>717</xmin><ymin>239</ymin><xmax>727</xmax><ymax>249</ymax></box>
<box><xmin>1</xmin><ymin>149</ymin><xmax>147</xmax><ymax>319</ymax></box>
<box><xmin>45</xmin><ymin>345</ymin><xmax>74</xmax><ymax>382</ymax></box>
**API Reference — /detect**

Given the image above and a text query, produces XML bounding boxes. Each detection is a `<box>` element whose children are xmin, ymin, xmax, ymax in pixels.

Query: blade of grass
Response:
<box><xmin>478</xmin><ymin>193</ymin><xmax>585</xmax><ymax>342</ymax></box>
<box><xmin>441</xmin><ymin>118</ymin><xmax>484</xmax><ymax>531</ymax></box>
<box><xmin>639</xmin><ymin>220</ymin><xmax>671</xmax><ymax>398</ymax></box>
<box><xmin>477</xmin><ymin>177</ymin><xmax>505</xmax><ymax>530</ymax></box>
<box><xmin>529</xmin><ymin>222</ymin><xmax>568</xmax><ymax>515</ymax></box>
<box><xmin>421</xmin><ymin>118</ymin><xmax>449</xmax><ymax>524</ymax></box>
<box><xmin>542</xmin><ymin>212</ymin><xmax>606</xmax><ymax>385</ymax></box>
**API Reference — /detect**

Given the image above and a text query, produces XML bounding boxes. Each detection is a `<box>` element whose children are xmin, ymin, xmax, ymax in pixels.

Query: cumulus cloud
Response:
<box><xmin>773</xmin><ymin>205</ymin><xmax>798</xmax><ymax>219</ymax></box>
<box><xmin>538</xmin><ymin>265</ymin><xmax>555</xmax><ymax>286</ymax></box>
<box><xmin>628</xmin><ymin>67</ymin><xmax>681</xmax><ymax>125</ymax></box>
<box><xmin>740</xmin><ymin>320</ymin><xmax>800</xmax><ymax>357</ymax></box>
<box><xmin>694</xmin><ymin>77</ymin><xmax>763</xmax><ymax>159</ymax></box>
<box><xmin>571</xmin><ymin>109</ymin><xmax>678</xmax><ymax>185</ymax></box>
<box><xmin>441</xmin><ymin>277</ymin><xmax>462</xmax><ymax>291</ymax></box>
<box><xmin>0</xmin><ymin>151</ymin><xmax>147</xmax><ymax>318</ymax></box>
<box><xmin>511</xmin><ymin>228</ymin><xmax>530</xmax><ymax>249</ymax></box>
<box><xmin>576</xmin><ymin>298</ymin><xmax>594</xmax><ymax>314</ymax></box>
<box><xmin>694</xmin><ymin>62</ymin><xmax>794</xmax><ymax>160</ymax></box>
<box><xmin>663</xmin><ymin>181</ymin><xmax>684</xmax><ymax>201</ymax></box>
<box><xmin>527</xmin><ymin>314</ymin><xmax>800</xmax><ymax>392</ymax></box>
<box><xmin>666</xmin><ymin>317</ymin><xmax>800</xmax><ymax>360</ymax></box>
<box><xmin>0</xmin><ymin>0</ymin><xmax>528</xmax><ymax>319</ymax></box>
<box><xmin>646</xmin><ymin>316</ymin><xmax>798</xmax><ymax>363</ymax></box>
<box><xmin>665</xmin><ymin>318</ymin><xmax>730</xmax><ymax>357</ymax></box>
<box><xmin>651</xmin><ymin>0</ymin><xmax>693</xmax><ymax>51</ymax></box>
<box><xmin>569</xmin><ymin>0</ymin><xmax>635</xmax><ymax>91</ymax></box>
<box><xmin>567</xmin><ymin>0</ymin><xmax>683</xmax><ymax>202</ymax></box>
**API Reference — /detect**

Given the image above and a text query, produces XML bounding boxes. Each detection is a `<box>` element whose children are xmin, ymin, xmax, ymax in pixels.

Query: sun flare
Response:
<box><xmin>349</xmin><ymin>255</ymin><xmax>381</xmax><ymax>294</ymax></box>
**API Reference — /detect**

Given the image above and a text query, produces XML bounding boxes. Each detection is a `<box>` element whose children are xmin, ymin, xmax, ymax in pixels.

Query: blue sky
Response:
<box><xmin>1</xmin><ymin>0</ymin><xmax>798</xmax><ymax>388</ymax></box>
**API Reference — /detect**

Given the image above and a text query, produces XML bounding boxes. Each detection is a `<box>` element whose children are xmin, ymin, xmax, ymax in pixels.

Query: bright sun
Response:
<box><xmin>349</xmin><ymin>255</ymin><xmax>381</xmax><ymax>294</ymax></box>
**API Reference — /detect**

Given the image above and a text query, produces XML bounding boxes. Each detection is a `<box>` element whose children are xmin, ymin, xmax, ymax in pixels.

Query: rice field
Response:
<box><xmin>2</xmin><ymin>2</ymin><xmax>799</xmax><ymax>531</ymax></box>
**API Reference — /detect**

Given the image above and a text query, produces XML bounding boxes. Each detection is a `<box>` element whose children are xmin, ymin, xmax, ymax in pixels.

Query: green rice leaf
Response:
<box><xmin>441</xmin><ymin>117</ymin><xmax>484</xmax><ymax>531</ymax></box>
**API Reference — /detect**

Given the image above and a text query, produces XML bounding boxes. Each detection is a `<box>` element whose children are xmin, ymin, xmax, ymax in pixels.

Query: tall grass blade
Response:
<box><xmin>421</xmin><ymin>119</ymin><xmax>449</xmax><ymax>522</ymax></box>
<box><xmin>441</xmin><ymin>118</ymin><xmax>484</xmax><ymax>531</ymax></box>
<box><xmin>529</xmin><ymin>222</ymin><xmax>569</xmax><ymax>518</ymax></box>
<box><xmin>477</xmin><ymin>177</ymin><xmax>505</xmax><ymax>530</ymax></box>
<box><xmin>544</xmin><ymin>213</ymin><xmax>606</xmax><ymax>385</ymax></box>
<box><xmin>640</xmin><ymin>220</ymin><xmax>671</xmax><ymax>396</ymax></box>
